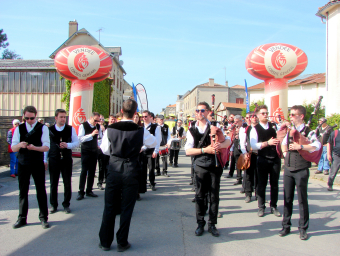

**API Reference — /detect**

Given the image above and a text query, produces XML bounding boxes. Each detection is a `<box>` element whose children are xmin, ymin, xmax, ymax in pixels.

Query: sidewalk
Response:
<box><xmin>0</xmin><ymin>151</ymin><xmax>339</xmax><ymax>255</ymax></box>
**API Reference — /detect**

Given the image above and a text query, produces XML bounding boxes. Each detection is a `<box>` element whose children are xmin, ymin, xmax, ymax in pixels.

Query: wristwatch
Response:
<box><xmin>300</xmin><ymin>145</ymin><xmax>304</xmax><ymax>150</ymax></box>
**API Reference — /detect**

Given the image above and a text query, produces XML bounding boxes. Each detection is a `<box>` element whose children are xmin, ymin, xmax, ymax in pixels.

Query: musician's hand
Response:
<box><xmin>19</xmin><ymin>142</ymin><xmax>28</xmax><ymax>148</ymax></box>
<box><xmin>289</xmin><ymin>142</ymin><xmax>302</xmax><ymax>151</ymax></box>
<box><xmin>244</xmin><ymin>153</ymin><xmax>250</xmax><ymax>160</ymax></box>
<box><xmin>328</xmin><ymin>154</ymin><xmax>332</xmax><ymax>162</ymax></box>
<box><xmin>44</xmin><ymin>162</ymin><xmax>48</xmax><ymax>171</ymax></box>
<box><xmin>27</xmin><ymin>144</ymin><xmax>36</xmax><ymax>151</ymax></box>
<box><xmin>91</xmin><ymin>130</ymin><xmax>99</xmax><ymax>136</ymax></box>
<box><xmin>203</xmin><ymin>146</ymin><xmax>216</xmax><ymax>154</ymax></box>
<box><xmin>60</xmin><ymin>142</ymin><xmax>68</xmax><ymax>149</ymax></box>
<box><xmin>268</xmin><ymin>137</ymin><xmax>280</xmax><ymax>146</ymax></box>
<box><xmin>152</xmin><ymin>152</ymin><xmax>157</xmax><ymax>158</ymax></box>
<box><xmin>212</xmin><ymin>142</ymin><xmax>221</xmax><ymax>151</ymax></box>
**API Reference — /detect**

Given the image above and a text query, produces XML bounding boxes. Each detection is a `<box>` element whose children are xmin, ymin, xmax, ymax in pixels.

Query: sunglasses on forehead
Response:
<box><xmin>24</xmin><ymin>117</ymin><xmax>35</xmax><ymax>120</ymax></box>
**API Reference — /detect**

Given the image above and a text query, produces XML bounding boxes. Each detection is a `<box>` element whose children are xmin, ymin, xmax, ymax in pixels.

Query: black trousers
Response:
<box><xmin>99</xmin><ymin>169</ymin><xmax>139</xmax><ymax>247</ymax></box>
<box><xmin>156</xmin><ymin>154</ymin><xmax>167</xmax><ymax>172</ymax></box>
<box><xmin>169</xmin><ymin>149</ymin><xmax>179</xmax><ymax>164</ymax></box>
<box><xmin>229</xmin><ymin>153</ymin><xmax>242</xmax><ymax>181</ymax></box>
<box><xmin>18</xmin><ymin>162</ymin><xmax>48</xmax><ymax>221</ymax></box>
<box><xmin>191</xmin><ymin>156</ymin><xmax>195</xmax><ymax>185</ymax></box>
<box><xmin>49</xmin><ymin>157</ymin><xmax>73</xmax><ymax>208</ymax></box>
<box><xmin>256</xmin><ymin>155</ymin><xmax>281</xmax><ymax>209</ymax></box>
<box><xmin>98</xmin><ymin>149</ymin><xmax>109</xmax><ymax>185</ymax></box>
<box><xmin>282</xmin><ymin>168</ymin><xmax>309</xmax><ymax>230</ymax></box>
<box><xmin>141</xmin><ymin>153</ymin><xmax>155</xmax><ymax>186</ymax></box>
<box><xmin>195</xmin><ymin>165</ymin><xmax>223</xmax><ymax>225</ymax></box>
<box><xmin>79</xmin><ymin>150</ymin><xmax>98</xmax><ymax>194</ymax></box>
<box><xmin>244</xmin><ymin>154</ymin><xmax>257</xmax><ymax>197</ymax></box>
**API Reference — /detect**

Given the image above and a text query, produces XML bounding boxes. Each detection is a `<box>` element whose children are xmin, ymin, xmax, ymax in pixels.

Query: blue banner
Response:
<box><xmin>132</xmin><ymin>83</ymin><xmax>139</xmax><ymax>112</ymax></box>
<box><xmin>244</xmin><ymin>79</ymin><xmax>250</xmax><ymax>113</ymax></box>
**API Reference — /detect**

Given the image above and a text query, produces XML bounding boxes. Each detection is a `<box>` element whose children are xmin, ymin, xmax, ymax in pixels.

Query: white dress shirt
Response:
<box><xmin>141</xmin><ymin>123</ymin><xmax>161</xmax><ymax>154</ymax></box>
<box><xmin>185</xmin><ymin>121</ymin><xmax>209</xmax><ymax>151</ymax></box>
<box><xmin>100</xmin><ymin>120</ymin><xmax>157</xmax><ymax>156</ymax></box>
<box><xmin>250</xmin><ymin>122</ymin><xmax>269</xmax><ymax>153</ymax></box>
<box><xmin>282</xmin><ymin>123</ymin><xmax>321</xmax><ymax>153</ymax></box>
<box><xmin>12</xmin><ymin>121</ymin><xmax>50</xmax><ymax>149</ymax></box>
<box><xmin>238</xmin><ymin>126</ymin><xmax>247</xmax><ymax>154</ymax></box>
<box><xmin>78</xmin><ymin>120</ymin><xmax>103</xmax><ymax>145</ymax></box>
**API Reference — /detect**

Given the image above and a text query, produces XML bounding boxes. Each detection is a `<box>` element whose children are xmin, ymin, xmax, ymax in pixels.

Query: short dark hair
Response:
<box><xmin>92</xmin><ymin>112</ymin><xmax>100</xmax><ymax>117</ymax></box>
<box><xmin>23</xmin><ymin>106</ymin><xmax>37</xmax><ymax>115</ymax></box>
<box><xmin>290</xmin><ymin>105</ymin><xmax>306</xmax><ymax>118</ymax></box>
<box><xmin>143</xmin><ymin>110</ymin><xmax>152</xmax><ymax>116</ymax></box>
<box><xmin>150</xmin><ymin>112</ymin><xmax>155</xmax><ymax>119</ymax></box>
<box><xmin>197</xmin><ymin>102</ymin><xmax>211</xmax><ymax>111</ymax></box>
<box><xmin>256</xmin><ymin>105</ymin><xmax>268</xmax><ymax>113</ymax></box>
<box><xmin>55</xmin><ymin>108</ymin><xmax>67</xmax><ymax>117</ymax></box>
<box><xmin>109</xmin><ymin>115</ymin><xmax>115</xmax><ymax>119</ymax></box>
<box><xmin>122</xmin><ymin>99</ymin><xmax>138</xmax><ymax>118</ymax></box>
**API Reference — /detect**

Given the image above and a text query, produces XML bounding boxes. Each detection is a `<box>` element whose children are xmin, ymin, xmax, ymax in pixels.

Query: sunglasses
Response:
<box><xmin>142</xmin><ymin>116</ymin><xmax>148</xmax><ymax>118</ymax></box>
<box><xmin>24</xmin><ymin>117</ymin><xmax>35</xmax><ymax>120</ymax></box>
<box><xmin>259</xmin><ymin>112</ymin><xmax>268</xmax><ymax>115</ymax></box>
<box><xmin>94</xmin><ymin>119</ymin><xmax>100</xmax><ymax>122</ymax></box>
<box><xmin>289</xmin><ymin>113</ymin><xmax>300</xmax><ymax>117</ymax></box>
<box><xmin>196</xmin><ymin>109</ymin><xmax>206</xmax><ymax>113</ymax></box>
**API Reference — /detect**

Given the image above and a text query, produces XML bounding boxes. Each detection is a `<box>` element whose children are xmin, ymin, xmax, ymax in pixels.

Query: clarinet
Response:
<box><xmin>211</xmin><ymin>94</ymin><xmax>219</xmax><ymax>167</ymax></box>
<box><xmin>303</xmin><ymin>96</ymin><xmax>323</xmax><ymax>136</ymax></box>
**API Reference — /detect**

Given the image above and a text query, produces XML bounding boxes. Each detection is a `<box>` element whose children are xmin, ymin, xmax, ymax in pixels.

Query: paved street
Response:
<box><xmin>0</xmin><ymin>150</ymin><xmax>340</xmax><ymax>256</ymax></box>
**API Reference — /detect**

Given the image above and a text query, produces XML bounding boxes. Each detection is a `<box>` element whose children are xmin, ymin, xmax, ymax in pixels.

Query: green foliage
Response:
<box><xmin>0</xmin><ymin>29</ymin><xmax>9</xmax><ymax>49</ymax></box>
<box><xmin>241</xmin><ymin>99</ymin><xmax>265</xmax><ymax>116</ymax></box>
<box><xmin>92</xmin><ymin>78</ymin><xmax>112</xmax><ymax>118</ymax></box>
<box><xmin>326</xmin><ymin>113</ymin><xmax>340</xmax><ymax>130</ymax></box>
<box><xmin>61</xmin><ymin>79</ymin><xmax>71</xmax><ymax>113</ymax></box>
<box><xmin>303</xmin><ymin>102</ymin><xmax>325</xmax><ymax>130</ymax></box>
<box><xmin>1</xmin><ymin>49</ymin><xmax>22</xmax><ymax>59</ymax></box>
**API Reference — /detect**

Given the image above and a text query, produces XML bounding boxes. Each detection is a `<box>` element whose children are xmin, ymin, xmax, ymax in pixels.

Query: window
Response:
<box><xmin>236</xmin><ymin>98</ymin><xmax>244</xmax><ymax>104</ymax></box>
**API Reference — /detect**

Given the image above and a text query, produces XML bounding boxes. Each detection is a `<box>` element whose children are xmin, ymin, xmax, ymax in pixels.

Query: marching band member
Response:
<box><xmin>250</xmin><ymin>105</ymin><xmax>281</xmax><ymax>218</ymax></box>
<box><xmin>185</xmin><ymin>102</ymin><xmax>230</xmax><ymax>237</ymax></box>
<box><xmin>279</xmin><ymin>105</ymin><xmax>321</xmax><ymax>240</ymax></box>
<box><xmin>156</xmin><ymin>115</ymin><xmax>171</xmax><ymax>176</ymax></box>
<box><xmin>169</xmin><ymin>119</ymin><xmax>186</xmax><ymax>167</ymax></box>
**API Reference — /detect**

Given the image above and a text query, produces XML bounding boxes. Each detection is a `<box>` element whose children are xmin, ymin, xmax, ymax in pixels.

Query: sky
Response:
<box><xmin>0</xmin><ymin>0</ymin><xmax>327</xmax><ymax>114</ymax></box>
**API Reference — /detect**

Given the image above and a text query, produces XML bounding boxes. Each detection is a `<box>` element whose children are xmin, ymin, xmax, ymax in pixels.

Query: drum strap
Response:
<box><xmin>197</xmin><ymin>125</ymin><xmax>210</xmax><ymax>149</ymax></box>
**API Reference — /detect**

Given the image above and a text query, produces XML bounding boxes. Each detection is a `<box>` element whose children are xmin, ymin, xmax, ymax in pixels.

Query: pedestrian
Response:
<box><xmin>97</xmin><ymin>114</ymin><xmax>109</xmax><ymax>190</ymax></box>
<box><xmin>169</xmin><ymin>119</ymin><xmax>186</xmax><ymax>167</ymax></box>
<box><xmin>315</xmin><ymin>118</ymin><xmax>332</xmax><ymax>175</ymax></box>
<box><xmin>7</xmin><ymin>119</ymin><xmax>20</xmax><ymax>178</ymax></box>
<box><xmin>155</xmin><ymin>115</ymin><xmax>171</xmax><ymax>176</ymax></box>
<box><xmin>98</xmin><ymin>99</ymin><xmax>156</xmax><ymax>252</ymax></box>
<box><xmin>11</xmin><ymin>106</ymin><xmax>50</xmax><ymax>229</ymax></box>
<box><xmin>326</xmin><ymin>127</ymin><xmax>340</xmax><ymax>191</ymax></box>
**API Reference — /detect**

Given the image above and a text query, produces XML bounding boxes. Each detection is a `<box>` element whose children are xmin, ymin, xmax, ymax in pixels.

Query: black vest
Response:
<box><xmin>189</xmin><ymin>124</ymin><xmax>215</xmax><ymax>168</ymax></box>
<box><xmin>144</xmin><ymin>123</ymin><xmax>157</xmax><ymax>155</ymax></box>
<box><xmin>160</xmin><ymin>124</ymin><xmax>169</xmax><ymax>146</ymax></box>
<box><xmin>81</xmin><ymin>121</ymin><xmax>99</xmax><ymax>153</ymax></box>
<box><xmin>285</xmin><ymin>126</ymin><xmax>311</xmax><ymax>171</ymax></box>
<box><xmin>17</xmin><ymin>122</ymin><xmax>44</xmax><ymax>165</ymax></box>
<box><xmin>48</xmin><ymin>124</ymin><xmax>72</xmax><ymax>160</ymax></box>
<box><xmin>172</xmin><ymin>126</ymin><xmax>184</xmax><ymax>137</ymax></box>
<box><xmin>254</xmin><ymin>122</ymin><xmax>278</xmax><ymax>159</ymax></box>
<box><xmin>107</xmin><ymin>122</ymin><xmax>144</xmax><ymax>173</ymax></box>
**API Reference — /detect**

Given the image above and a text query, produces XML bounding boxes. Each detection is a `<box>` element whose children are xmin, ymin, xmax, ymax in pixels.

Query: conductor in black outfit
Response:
<box><xmin>98</xmin><ymin>99</ymin><xmax>156</xmax><ymax>252</ymax></box>
<box><xmin>77</xmin><ymin>112</ymin><xmax>103</xmax><ymax>200</ymax></box>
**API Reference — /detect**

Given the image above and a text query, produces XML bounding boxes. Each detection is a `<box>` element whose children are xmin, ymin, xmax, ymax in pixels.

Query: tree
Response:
<box><xmin>303</xmin><ymin>102</ymin><xmax>325</xmax><ymax>130</ymax></box>
<box><xmin>0</xmin><ymin>29</ymin><xmax>9</xmax><ymax>49</ymax></box>
<box><xmin>1</xmin><ymin>49</ymin><xmax>22</xmax><ymax>59</ymax></box>
<box><xmin>241</xmin><ymin>99</ymin><xmax>265</xmax><ymax>116</ymax></box>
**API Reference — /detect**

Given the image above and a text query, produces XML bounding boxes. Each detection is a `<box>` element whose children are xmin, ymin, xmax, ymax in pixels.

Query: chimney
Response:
<box><xmin>69</xmin><ymin>20</ymin><xmax>78</xmax><ymax>37</ymax></box>
<box><xmin>209</xmin><ymin>78</ymin><xmax>214</xmax><ymax>87</ymax></box>
<box><xmin>225</xmin><ymin>81</ymin><xmax>228</xmax><ymax>87</ymax></box>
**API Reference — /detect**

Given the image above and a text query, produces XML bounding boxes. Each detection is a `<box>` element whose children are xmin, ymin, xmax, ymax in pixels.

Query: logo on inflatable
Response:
<box><xmin>264</xmin><ymin>45</ymin><xmax>297</xmax><ymax>78</ymax></box>
<box><xmin>67</xmin><ymin>47</ymin><xmax>100</xmax><ymax>80</ymax></box>
<box><xmin>273</xmin><ymin>107</ymin><xmax>285</xmax><ymax>124</ymax></box>
<box><xmin>73</xmin><ymin>108</ymin><xmax>87</xmax><ymax>126</ymax></box>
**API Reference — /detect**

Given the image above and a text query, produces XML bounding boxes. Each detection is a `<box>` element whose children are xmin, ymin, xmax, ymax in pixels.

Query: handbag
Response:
<box><xmin>236</xmin><ymin>152</ymin><xmax>251</xmax><ymax>170</ymax></box>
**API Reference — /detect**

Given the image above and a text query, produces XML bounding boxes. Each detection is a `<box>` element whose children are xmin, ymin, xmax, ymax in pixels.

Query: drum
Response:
<box><xmin>170</xmin><ymin>139</ymin><xmax>181</xmax><ymax>150</ymax></box>
<box><xmin>159</xmin><ymin>146</ymin><xmax>169</xmax><ymax>156</ymax></box>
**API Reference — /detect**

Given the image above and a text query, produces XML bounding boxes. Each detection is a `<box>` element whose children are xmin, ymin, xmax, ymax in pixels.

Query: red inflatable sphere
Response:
<box><xmin>54</xmin><ymin>45</ymin><xmax>113</xmax><ymax>82</ymax></box>
<box><xmin>245</xmin><ymin>43</ymin><xmax>308</xmax><ymax>80</ymax></box>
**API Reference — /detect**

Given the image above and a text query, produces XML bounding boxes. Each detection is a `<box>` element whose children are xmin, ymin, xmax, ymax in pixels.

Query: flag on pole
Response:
<box><xmin>132</xmin><ymin>83</ymin><xmax>139</xmax><ymax>112</ymax></box>
<box><xmin>245</xmin><ymin>79</ymin><xmax>250</xmax><ymax>113</ymax></box>
<box><xmin>135</xmin><ymin>83</ymin><xmax>148</xmax><ymax>112</ymax></box>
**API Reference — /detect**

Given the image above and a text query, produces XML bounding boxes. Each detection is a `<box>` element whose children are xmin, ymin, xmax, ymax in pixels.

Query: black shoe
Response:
<box><xmin>225</xmin><ymin>174</ymin><xmax>233</xmax><ymax>178</ymax></box>
<box><xmin>189</xmin><ymin>182</ymin><xmax>193</xmax><ymax>185</ymax></box>
<box><xmin>208</xmin><ymin>224</ymin><xmax>219</xmax><ymax>237</ymax></box>
<box><xmin>98</xmin><ymin>243</ymin><xmax>110</xmax><ymax>251</ymax></box>
<box><xmin>49</xmin><ymin>207</ymin><xmax>58</xmax><ymax>214</ymax></box>
<box><xmin>76</xmin><ymin>194</ymin><xmax>84</xmax><ymax>200</ymax></box>
<box><xmin>13</xmin><ymin>219</ymin><xmax>27</xmax><ymax>229</ymax></box>
<box><xmin>192</xmin><ymin>198</ymin><xmax>196</xmax><ymax>203</ymax></box>
<box><xmin>117</xmin><ymin>243</ymin><xmax>131</xmax><ymax>252</ymax></box>
<box><xmin>245</xmin><ymin>196</ymin><xmax>251</xmax><ymax>203</ymax></box>
<box><xmin>169</xmin><ymin>162</ymin><xmax>173</xmax><ymax>166</ymax></box>
<box><xmin>271</xmin><ymin>207</ymin><xmax>281</xmax><ymax>217</ymax></box>
<box><xmin>174</xmin><ymin>164</ymin><xmax>178</xmax><ymax>168</ymax></box>
<box><xmin>98</xmin><ymin>184</ymin><xmax>104</xmax><ymax>190</ymax></box>
<box><xmin>86</xmin><ymin>192</ymin><xmax>98</xmax><ymax>197</ymax></box>
<box><xmin>300</xmin><ymin>229</ymin><xmax>308</xmax><ymax>240</ymax></box>
<box><xmin>279</xmin><ymin>228</ymin><xmax>290</xmax><ymax>237</ymax></box>
<box><xmin>64</xmin><ymin>207</ymin><xmax>71</xmax><ymax>214</ymax></box>
<box><xmin>258</xmin><ymin>208</ymin><xmax>264</xmax><ymax>217</ymax></box>
<box><xmin>195</xmin><ymin>225</ymin><xmax>204</xmax><ymax>236</ymax></box>
<box><xmin>151</xmin><ymin>185</ymin><xmax>156</xmax><ymax>191</ymax></box>
<box><xmin>233</xmin><ymin>180</ymin><xmax>242</xmax><ymax>185</ymax></box>
<box><xmin>328</xmin><ymin>186</ymin><xmax>333</xmax><ymax>191</ymax></box>
<box><xmin>41</xmin><ymin>220</ymin><xmax>50</xmax><ymax>229</ymax></box>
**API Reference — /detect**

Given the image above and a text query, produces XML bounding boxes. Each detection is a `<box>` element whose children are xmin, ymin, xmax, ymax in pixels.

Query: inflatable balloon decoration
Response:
<box><xmin>54</xmin><ymin>45</ymin><xmax>113</xmax><ymax>133</ymax></box>
<box><xmin>246</xmin><ymin>43</ymin><xmax>308</xmax><ymax>122</ymax></box>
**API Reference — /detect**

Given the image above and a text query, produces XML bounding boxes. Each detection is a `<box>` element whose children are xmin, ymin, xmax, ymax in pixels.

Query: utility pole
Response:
<box><xmin>96</xmin><ymin>28</ymin><xmax>103</xmax><ymax>43</ymax></box>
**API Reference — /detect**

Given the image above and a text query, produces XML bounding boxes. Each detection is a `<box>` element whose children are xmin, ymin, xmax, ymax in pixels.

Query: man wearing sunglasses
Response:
<box><xmin>140</xmin><ymin>110</ymin><xmax>161</xmax><ymax>191</ymax></box>
<box><xmin>250</xmin><ymin>105</ymin><xmax>281</xmax><ymax>218</ymax></box>
<box><xmin>185</xmin><ymin>102</ymin><xmax>231</xmax><ymax>237</ymax></box>
<box><xmin>279</xmin><ymin>105</ymin><xmax>321</xmax><ymax>240</ymax></box>
<box><xmin>169</xmin><ymin>119</ymin><xmax>186</xmax><ymax>168</ymax></box>
<box><xmin>11</xmin><ymin>106</ymin><xmax>50</xmax><ymax>229</ymax></box>
<box><xmin>77</xmin><ymin>112</ymin><xmax>103</xmax><ymax>200</ymax></box>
